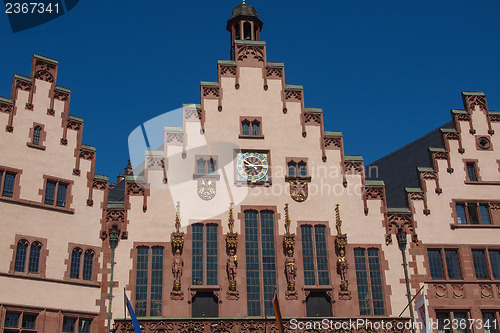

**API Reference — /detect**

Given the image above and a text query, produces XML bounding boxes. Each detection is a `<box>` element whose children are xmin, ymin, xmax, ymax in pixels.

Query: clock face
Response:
<box><xmin>236</xmin><ymin>152</ymin><xmax>269</xmax><ymax>182</ymax></box>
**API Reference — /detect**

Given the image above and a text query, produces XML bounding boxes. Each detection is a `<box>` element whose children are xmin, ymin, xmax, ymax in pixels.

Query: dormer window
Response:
<box><xmin>239</xmin><ymin>117</ymin><xmax>263</xmax><ymax>139</ymax></box>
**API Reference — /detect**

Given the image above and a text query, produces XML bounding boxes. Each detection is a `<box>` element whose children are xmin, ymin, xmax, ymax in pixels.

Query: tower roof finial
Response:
<box><xmin>242</xmin><ymin>0</ymin><xmax>246</xmax><ymax>3</ymax></box>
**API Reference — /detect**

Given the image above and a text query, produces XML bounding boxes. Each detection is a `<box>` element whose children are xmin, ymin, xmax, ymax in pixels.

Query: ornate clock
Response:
<box><xmin>236</xmin><ymin>152</ymin><xmax>269</xmax><ymax>182</ymax></box>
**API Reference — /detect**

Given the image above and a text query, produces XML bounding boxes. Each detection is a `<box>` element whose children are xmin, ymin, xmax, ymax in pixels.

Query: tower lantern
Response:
<box><xmin>226</xmin><ymin>1</ymin><xmax>263</xmax><ymax>60</ymax></box>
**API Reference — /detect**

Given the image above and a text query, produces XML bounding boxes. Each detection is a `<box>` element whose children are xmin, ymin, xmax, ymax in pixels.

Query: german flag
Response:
<box><xmin>271</xmin><ymin>289</ymin><xmax>285</xmax><ymax>333</ymax></box>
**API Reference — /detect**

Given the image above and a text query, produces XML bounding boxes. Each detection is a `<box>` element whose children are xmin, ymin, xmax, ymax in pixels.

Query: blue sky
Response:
<box><xmin>1</xmin><ymin>1</ymin><xmax>499</xmax><ymax>180</ymax></box>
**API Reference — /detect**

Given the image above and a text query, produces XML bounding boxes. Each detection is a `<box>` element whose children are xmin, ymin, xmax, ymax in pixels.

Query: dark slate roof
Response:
<box><xmin>107</xmin><ymin>179</ymin><xmax>125</xmax><ymax>203</ymax></box>
<box><xmin>227</xmin><ymin>3</ymin><xmax>263</xmax><ymax>30</ymax></box>
<box><xmin>229</xmin><ymin>4</ymin><xmax>259</xmax><ymax>20</ymax></box>
<box><xmin>366</xmin><ymin>121</ymin><xmax>454</xmax><ymax>208</ymax></box>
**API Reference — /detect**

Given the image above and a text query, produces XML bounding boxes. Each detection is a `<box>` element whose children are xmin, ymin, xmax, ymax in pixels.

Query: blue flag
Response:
<box><xmin>125</xmin><ymin>294</ymin><xmax>143</xmax><ymax>333</ymax></box>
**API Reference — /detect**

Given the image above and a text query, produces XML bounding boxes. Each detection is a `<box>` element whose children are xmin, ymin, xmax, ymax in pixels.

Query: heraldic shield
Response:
<box><xmin>197</xmin><ymin>178</ymin><xmax>216</xmax><ymax>201</ymax></box>
<box><xmin>290</xmin><ymin>180</ymin><xmax>308</xmax><ymax>202</ymax></box>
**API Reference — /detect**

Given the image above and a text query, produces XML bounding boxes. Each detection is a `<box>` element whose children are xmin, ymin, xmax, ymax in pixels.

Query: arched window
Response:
<box><xmin>197</xmin><ymin>159</ymin><xmax>206</xmax><ymax>175</ymax></box>
<box><xmin>244</xmin><ymin>22</ymin><xmax>252</xmax><ymax>40</ymax></box>
<box><xmin>298</xmin><ymin>162</ymin><xmax>307</xmax><ymax>177</ymax></box>
<box><xmin>82</xmin><ymin>250</ymin><xmax>94</xmax><ymax>281</ymax></box>
<box><xmin>33</xmin><ymin>126</ymin><xmax>42</xmax><ymax>145</ymax></box>
<box><xmin>251</xmin><ymin>121</ymin><xmax>260</xmax><ymax>137</ymax></box>
<box><xmin>28</xmin><ymin>242</ymin><xmax>41</xmax><ymax>273</ymax></box>
<box><xmin>14</xmin><ymin>240</ymin><xmax>28</xmax><ymax>272</ymax></box>
<box><xmin>208</xmin><ymin>159</ymin><xmax>216</xmax><ymax>174</ymax></box>
<box><xmin>288</xmin><ymin>162</ymin><xmax>297</xmax><ymax>177</ymax></box>
<box><xmin>242</xmin><ymin>121</ymin><xmax>250</xmax><ymax>136</ymax></box>
<box><xmin>70</xmin><ymin>248</ymin><xmax>82</xmax><ymax>279</ymax></box>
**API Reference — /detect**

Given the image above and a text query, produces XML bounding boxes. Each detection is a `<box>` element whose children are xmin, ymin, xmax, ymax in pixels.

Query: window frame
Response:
<box><xmin>131</xmin><ymin>243</ymin><xmax>167</xmax><ymax>318</ymax></box>
<box><xmin>239</xmin><ymin>116</ymin><xmax>264</xmax><ymax>139</ymax></box>
<box><xmin>9</xmin><ymin>234</ymin><xmax>48</xmax><ymax>278</ymax></box>
<box><xmin>61</xmin><ymin>315</ymin><xmax>94</xmax><ymax>333</ymax></box>
<box><xmin>426</xmin><ymin>248</ymin><xmax>463</xmax><ymax>281</ymax></box>
<box><xmin>452</xmin><ymin>200</ymin><xmax>496</xmax><ymax>227</ymax></box>
<box><xmin>298</xmin><ymin>223</ymin><xmax>331</xmax><ymax>287</ymax></box>
<box><xmin>193</xmin><ymin>156</ymin><xmax>220</xmax><ymax>180</ymax></box>
<box><xmin>241</xmin><ymin>206</ymin><xmax>278</xmax><ymax>317</ymax></box>
<box><xmin>285</xmin><ymin>158</ymin><xmax>311</xmax><ymax>182</ymax></box>
<box><xmin>64</xmin><ymin>243</ymin><xmax>99</xmax><ymax>283</ymax></box>
<box><xmin>464</xmin><ymin>160</ymin><xmax>480</xmax><ymax>182</ymax></box>
<box><xmin>435</xmin><ymin>310</ymin><xmax>471</xmax><ymax>333</ymax></box>
<box><xmin>3</xmin><ymin>309</ymin><xmax>39</xmax><ymax>331</ymax></box>
<box><xmin>0</xmin><ymin>165</ymin><xmax>21</xmax><ymax>200</ymax></box>
<box><xmin>189</xmin><ymin>222</ymin><xmax>220</xmax><ymax>287</ymax></box>
<box><xmin>471</xmin><ymin>248</ymin><xmax>500</xmax><ymax>281</ymax></box>
<box><xmin>353</xmin><ymin>247</ymin><xmax>386</xmax><ymax>316</ymax></box>
<box><xmin>26</xmin><ymin>122</ymin><xmax>46</xmax><ymax>150</ymax></box>
<box><xmin>41</xmin><ymin>175</ymin><xmax>73</xmax><ymax>209</ymax></box>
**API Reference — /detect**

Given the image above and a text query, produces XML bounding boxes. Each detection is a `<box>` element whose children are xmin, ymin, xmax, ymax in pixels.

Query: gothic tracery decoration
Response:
<box><xmin>236</xmin><ymin>45</ymin><xmax>265</xmax><ymax>63</ymax></box>
<box><xmin>283</xmin><ymin>204</ymin><xmax>297</xmax><ymax>300</ymax></box>
<box><xmin>34</xmin><ymin>59</ymin><xmax>56</xmax><ymax>83</ymax></box>
<box><xmin>335</xmin><ymin>204</ymin><xmax>351</xmax><ymax>300</ymax></box>
<box><xmin>171</xmin><ymin>202</ymin><xmax>185</xmax><ymax>300</ymax></box>
<box><xmin>226</xmin><ymin>203</ymin><xmax>239</xmax><ymax>300</ymax></box>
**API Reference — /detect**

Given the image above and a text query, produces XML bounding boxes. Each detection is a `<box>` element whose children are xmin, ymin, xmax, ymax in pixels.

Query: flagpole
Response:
<box><xmin>124</xmin><ymin>288</ymin><xmax>127</xmax><ymax>320</ymax></box>
<box><xmin>264</xmin><ymin>287</ymin><xmax>276</xmax><ymax>333</ymax></box>
<box><xmin>399</xmin><ymin>285</ymin><xmax>425</xmax><ymax>317</ymax></box>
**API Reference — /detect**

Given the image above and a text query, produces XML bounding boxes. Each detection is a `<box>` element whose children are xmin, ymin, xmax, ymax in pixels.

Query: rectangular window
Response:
<box><xmin>135</xmin><ymin>247</ymin><xmax>148</xmax><ymax>317</ymax></box>
<box><xmin>240</xmin><ymin>117</ymin><xmax>263</xmax><ymax>138</ymax></box>
<box><xmin>354</xmin><ymin>248</ymin><xmax>385</xmax><ymax>316</ymax></box>
<box><xmin>206</xmin><ymin>225</ymin><xmax>218</xmax><ymax>285</ymax></box>
<box><xmin>445</xmin><ymin>250</ymin><xmax>462</xmax><ymax>279</ymax></box>
<box><xmin>466</xmin><ymin>162</ymin><xmax>477</xmax><ymax>181</ymax></box>
<box><xmin>4</xmin><ymin>312</ymin><xmax>20</xmax><ymax>328</ymax></box>
<box><xmin>134</xmin><ymin>246</ymin><xmax>164</xmax><ymax>317</ymax></box>
<box><xmin>483</xmin><ymin>312</ymin><xmax>498</xmax><ymax>333</ymax></box>
<box><xmin>301</xmin><ymin>226</ymin><xmax>315</xmax><ymax>285</ymax></box>
<box><xmin>44</xmin><ymin>179</ymin><xmax>69</xmax><ymax>207</ymax></box>
<box><xmin>456</xmin><ymin>204</ymin><xmax>467</xmax><ymax>224</ymax></box>
<box><xmin>428</xmin><ymin>249</ymin><xmax>462</xmax><ymax>280</ymax></box>
<box><xmin>427</xmin><ymin>249</ymin><xmax>444</xmax><ymax>279</ymax></box>
<box><xmin>150</xmin><ymin>247</ymin><xmax>163</xmax><ymax>317</ymax></box>
<box><xmin>62</xmin><ymin>317</ymin><xmax>92</xmax><ymax>333</ymax></box>
<box><xmin>244</xmin><ymin>210</ymin><xmax>276</xmax><ymax>316</ymax></box>
<box><xmin>489</xmin><ymin>250</ymin><xmax>500</xmax><ymax>279</ymax></box>
<box><xmin>192</xmin><ymin>224</ymin><xmax>203</xmax><ymax>285</ymax></box>
<box><xmin>436</xmin><ymin>311</ymin><xmax>470</xmax><ymax>333</ymax></box>
<box><xmin>455</xmin><ymin>202</ymin><xmax>493</xmax><ymax>225</ymax></box>
<box><xmin>472</xmin><ymin>250</ymin><xmax>489</xmax><ymax>279</ymax></box>
<box><xmin>315</xmin><ymin>226</ymin><xmax>329</xmax><ymax>285</ymax></box>
<box><xmin>2</xmin><ymin>172</ymin><xmax>15</xmax><ymax>197</ymax></box>
<box><xmin>63</xmin><ymin>318</ymin><xmax>76</xmax><ymax>332</ymax></box>
<box><xmin>479</xmin><ymin>205</ymin><xmax>491</xmax><ymax>224</ymax></box>
<box><xmin>191</xmin><ymin>224</ymin><xmax>218</xmax><ymax>286</ymax></box>
<box><xmin>300</xmin><ymin>225</ymin><xmax>329</xmax><ymax>286</ymax></box>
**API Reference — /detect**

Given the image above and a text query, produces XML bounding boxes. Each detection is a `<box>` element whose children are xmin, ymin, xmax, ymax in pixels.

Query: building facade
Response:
<box><xmin>0</xmin><ymin>3</ymin><xmax>499</xmax><ymax>333</ymax></box>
